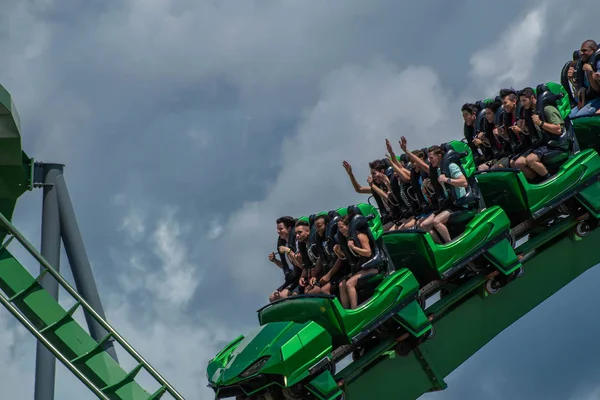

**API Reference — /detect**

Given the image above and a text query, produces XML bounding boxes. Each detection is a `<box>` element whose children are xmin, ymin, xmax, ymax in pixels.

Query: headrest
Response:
<box><xmin>441</xmin><ymin>148</ymin><xmax>463</xmax><ymax>170</ymax></box>
<box><xmin>325</xmin><ymin>211</ymin><xmax>340</xmax><ymax>240</ymax></box>
<box><xmin>349</xmin><ymin>214</ymin><xmax>370</xmax><ymax>244</ymax></box>
<box><xmin>399</xmin><ymin>153</ymin><xmax>410</xmax><ymax>164</ymax></box>
<box><xmin>474</xmin><ymin>100</ymin><xmax>486</xmax><ymax>110</ymax></box>
<box><xmin>494</xmin><ymin>106</ymin><xmax>505</xmax><ymax>125</ymax></box>
<box><xmin>591</xmin><ymin>49</ymin><xmax>600</xmax><ymax>70</ymax></box>
<box><xmin>440</xmin><ymin>142</ymin><xmax>452</xmax><ymax>153</ymax></box>
<box><xmin>287</xmin><ymin>228</ymin><xmax>296</xmax><ymax>248</ymax></box>
<box><xmin>475</xmin><ymin>108</ymin><xmax>487</xmax><ymax>132</ymax></box>
<box><xmin>347</xmin><ymin>205</ymin><xmax>362</xmax><ymax>219</ymax></box>
<box><xmin>573</xmin><ymin>50</ymin><xmax>581</xmax><ymax>61</ymax></box>
<box><xmin>535</xmin><ymin>84</ymin><xmax>564</xmax><ymax>115</ymax></box>
<box><xmin>308</xmin><ymin>214</ymin><xmax>317</xmax><ymax>227</ymax></box>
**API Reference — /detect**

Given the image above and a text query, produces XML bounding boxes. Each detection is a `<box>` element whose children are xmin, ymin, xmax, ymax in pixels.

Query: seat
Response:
<box><xmin>476</xmin><ymin>149</ymin><xmax>600</xmax><ymax>223</ymax></box>
<box><xmin>341</xmin><ymin>206</ymin><xmax>387</xmax><ymax>304</ymax></box>
<box><xmin>590</xmin><ymin>48</ymin><xmax>600</xmax><ymax>71</ymax></box>
<box><xmin>256</xmin><ymin>267</ymin><xmax>422</xmax><ymax>345</ymax></box>
<box><xmin>561</xmin><ymin>60</ymin><xmax>577</xmax><ymax>108</ymax></box>
<box><xmin>535</xmin><ymin>84</ymin><xmax>577</xmax><ymax>172</ymax></box>
<box><xmin>439</xmin><ymin>141</ymin><xmax>484</xmax><ymax>237</ymax></box>
<box><xmin>382</xmin><ymin>206</ymin><xmax>513</xmax><ymax>284</ymax></box>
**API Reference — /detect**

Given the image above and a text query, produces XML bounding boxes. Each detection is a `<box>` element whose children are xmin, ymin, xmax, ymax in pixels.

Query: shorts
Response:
<box><xmin>276</xmin><ymin>273</ymin><xmax>299</xmax><ymax>292</ymax></box>
<box><xmin>491</xmin><ymin>156</ymin><xmax>510</xmax><ymax>169</ymax></box>
<box><xmin>532</xmin><ymin>146</ymin><xmax>555</xmax><ymax>161</ymax></box>
<box><xmin>290</xmin><ymin>284</ymin><xmax>305</xmax><ymax>296</ymax></box>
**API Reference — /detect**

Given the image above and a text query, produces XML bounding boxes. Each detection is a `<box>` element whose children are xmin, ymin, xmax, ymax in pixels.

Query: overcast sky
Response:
<box><xmin>0</xmin><ymin>0</ymin><xmax>599</xmax><ymax>399</ymax></box>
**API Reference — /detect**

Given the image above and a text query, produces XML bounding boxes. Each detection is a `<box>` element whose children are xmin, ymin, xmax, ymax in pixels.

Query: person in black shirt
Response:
<box><xmin>268</xmin><ymin>216</ymin><xmax>300</xmax><ymax>302</ymax></box>
<box><xmin>462</xmin><ymin>103</ymin><xmax>486</xmax><ymax>166</ymax></box>
<box><xmin>342</xmin><ymin>159</ymin><xmax>396</xmax><ymax>231</ymax></box>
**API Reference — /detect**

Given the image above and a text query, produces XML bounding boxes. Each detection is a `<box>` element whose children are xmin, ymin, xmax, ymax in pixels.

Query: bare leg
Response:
<box><xmin>346</xmin><ymin>269</ymin><xmax>379</xmax><ymax>309</ymax></box>
<box><xmin>432</xmin><ymin>210</ymin><xmax>452</xmax><ymax>243</ymax></box>
<box><xmin>398</xmin><ymin>217</ymin><xmax>416</xmax><ymax>230</ymax></box>
<box><xmin>339</xmin><ymin>281</ymin><xmax>350</xmax><ymax>308</ymax></box>
<box><xmin>419</xmin><ymin>213</ymin><xmax>436</xmax><ymax>231</ymax></box>
<box><xmin>306</xmin><ymin>285</ymin><xmax>321</xmax><ymax>295</ymax></box>
<box><xmin>513</xmin><ymin>156</ymin><xmax>537</xmax><ymax>180</ymax></box>
<box><xmin>427</xmin><ymin>228</ymin><xmax>443</xmax><ymax>244</ymax></box>
<box><xmin>526</xmin><ymin>153</ymin><xmax>548</xmax><ymax>177</ymax></box>
<box><xmin>321</xmin><ymin>282</ymin><xmax>332</xmax><ymax>294</ymax></box>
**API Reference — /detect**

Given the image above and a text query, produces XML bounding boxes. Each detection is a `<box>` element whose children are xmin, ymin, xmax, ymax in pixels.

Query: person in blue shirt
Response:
<box><xmin>570</xmin><ymin>40</ymin><xmax>600</xmax><ymax>118</ymax></box>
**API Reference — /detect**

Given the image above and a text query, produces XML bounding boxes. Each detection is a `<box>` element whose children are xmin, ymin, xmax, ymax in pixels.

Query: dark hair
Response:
<box><xmin>368</xmin><ymin>159</ymin><xmax>387</xmax><ymax>171</ymax></box>
<box><xmin>485</xmin><ymin>100</ymin><xmax>501</xmax><ymax>113</ymax></box>
<box><xmin>338</xmin><ymin>216</ymin><xmax>351</xmax><ymax>225</ymax></box>
<box><xmin>461</xmin><ymin>103</ymin><xmax>478</xmax><ymax>114</ymax></box>
<box><xmin>412</xmin><ymin>150</ymin><xmax>425</xmax><ymax>159</ymax></box>
<box><xmin>427</xmin><ymin>145</ymin><xmax>443</xmax><ymax>156</ymax></box>
<box><xmin>276</xmin><ymin>216</ymin><xmax>296</xmax><ymax>228</ymax></box>
<box><xmin>315</xmin><ymin>214</ymin><xmax>330</xmax><ymax>224</ymax></box>
<box><xmin>582</xmin><ymin>39</ymin><xmax>598</xmax><ymax>51</ymax></box>
<box><xmin>499</xmin><ymin>88</ymin><xmax>517</xmax><ymax>99</ymax></box>
<box><xmin>295</xmin><ymin>220</ymin><xmax>309</xmax><ymax>228</ymax></box>
<box><xmin>518</xmin><ymin>87</ymin><xmax>535</xmax><ymax>99</ymax></box>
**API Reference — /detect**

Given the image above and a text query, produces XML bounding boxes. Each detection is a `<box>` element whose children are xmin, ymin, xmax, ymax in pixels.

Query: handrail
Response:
<box><xmin>0</xmin><ymin>212</ymin><xmax>185</xmax><ymax>400</ymax></box>
<box><xmin>0</xmin><ymin>288</ymin><xmax>111</xmax><ymax>400</ymax></box>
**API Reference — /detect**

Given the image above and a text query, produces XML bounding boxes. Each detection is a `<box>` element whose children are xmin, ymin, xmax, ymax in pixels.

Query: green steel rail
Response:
<box><xmin>0</xmin><ymin>84</ymin><xmax>185</xmax><ymax>399</ymax></box>
<box><xmin>342</xmin><ymin>223</ymin><xmax>600</xmax><ymax>399</ymax></box>
<box><xmin>0</xmin><ymin>212</ymin><xmax>185</xmax><ymax>399</ymax></box>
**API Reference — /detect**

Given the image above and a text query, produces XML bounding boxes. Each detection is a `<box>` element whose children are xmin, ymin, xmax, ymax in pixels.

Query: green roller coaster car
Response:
<box><xmin>383</xmin><ymin>140</ymin><xmax>522</xmax><ymax>296</ymax></box>
<box><xmin>206</xmin><ymin>197</ymin><xmax>524</xmax><ymax>399</ymax></box>
<box><xmin>476</xmin><ymin>83</ymin><xmax>600</xmax><ymax>240</ymax></box>
<box><xmin>207</xmin><ymin>205</ymin><xmax>433</xmax><ymax>400</ymax></box>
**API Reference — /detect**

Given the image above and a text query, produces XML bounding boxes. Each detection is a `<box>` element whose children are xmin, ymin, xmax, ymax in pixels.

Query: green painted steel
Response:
<box><xmin>208</xmin><ymin>320</ymin><xmax>342</xmax><ymax>399</ymax></box>
<box><xmin>258</xmin><ymin>269</ymin><xmax>424</xmax><ymax>342</ymax></box>
<box><xmin>0</xmin><ymin>85</ymin><xmax>183</xmax><ymax>399</ymax></box>
<box><xmin>545</xmin><ymin>81</ymin><xmax>572</xmax><ymax>119</ymax></box>
<box><xmin>207</xmin><ymin>267</ymin><xmax>431</xmax><ymax>399</ymax></box>
<box><xmin>343</xmin><ymin>224</ymin><xmax>600</xmax><ymax>399</ymax></box>
<box><xmin>206</xmin><ymin>83</ymin><xmax>600</xmax><ymax>400</ymax></box>
<box><xmin>383</xmin><ymin>206</ymin><xmax>518</xmax><ymax>283</ymax></box>
<box><xmin>0</xmin><ymin>247</ymin><xmax>150</xmax><ymax>399</ymax></box>
<box><xmin>0</xmin><ymin>84</ymin><xmax>30</xmax><ymax>241</ymax></box>
<box><xmin>573</xmin><ymin>116</ymin><xmax>600</xmax><ymax>154</ymax></box>
<box><xmin>476</xmin><ymin>149</ymin><xmax>600</xmax><ymax>223</ymax></box>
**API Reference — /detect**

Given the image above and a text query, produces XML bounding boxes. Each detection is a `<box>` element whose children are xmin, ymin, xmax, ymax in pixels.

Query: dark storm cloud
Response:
<box><xmin>0</xmin><ymin>0</ymin><xmax>598</xmax><ymax>398</ymax></box>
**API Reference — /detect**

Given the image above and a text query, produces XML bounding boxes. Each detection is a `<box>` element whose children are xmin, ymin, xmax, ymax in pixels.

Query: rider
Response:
<box><xmin>313</xmin><ymin>214</ymin><xmax>350</xmax><ymax>295</ymax></box>
<box><xmin>570</xmin><ymin>39</ymin><xmax>600</xmax><ymax>118</ymax></box>
<box><xmin>291</xmin><ymin>220</ymin><xmax>320</xmax><ymax>295</ymax></box>
<box><xmin>462</xmin><ymin>103</ymin><xmax>487</xmax><ymax>166</ymax></box>
<box><xmin>498</xmin><ymin>89</ymin><xmax>537</xmax><ymax>179</ymax></box>
<box><xmin>477</xmin><ymin>101</ymin><xmax>510</xmax><ymax>170</ymax></box>
<box><xmin>400</xmin><ymin>136</ymin><xmax>469</xmax><ymax>244</ymax></box>
<box><xmin>518</xmin><ymin>86</ymin><xmax>567</xmax><ymax>182</ymax></box>
<box><xmin>342</xmin><ymin>160</ymin><xmax>396</xmax><ymax>231</ymax></box>
<box><xmin>336</xmin><ymin>216</ymin><xmax>379</xmax><ymax>309</ymax></box>
<box><xmin>268</xmin><ymin>216</ymin><xmax>300</xmax><ymax>303</ymax></box>
<box><xmin>386</xmin><ymin>139</ymin><xmax>434</xmax><ymax>230</ymax></box>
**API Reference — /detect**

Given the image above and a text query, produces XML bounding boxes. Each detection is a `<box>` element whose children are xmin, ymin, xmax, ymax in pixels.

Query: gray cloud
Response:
<box><xmin>0</xmin><ymin>0</ymin><xmax>599</xmax><ymax>399</ymax></box>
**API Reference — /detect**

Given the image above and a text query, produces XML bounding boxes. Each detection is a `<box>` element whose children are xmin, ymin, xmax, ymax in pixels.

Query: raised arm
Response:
<box><xmin>385</xmin><ymin>139</ymin><xmax>410</xmax><ymax>181</ymax></box>
<box><xmin>370</xmin><ymin>181</ymin><xmax>389</xmax><ymax>201</ymax></box>
<box><xmin>342</xmin><ymin>161</ymin><xmax>372</xmax><ymax>194</ymax></box>
<box><xmin>400</xmin><ymin>136</ymin><xmax>430</xmax><ymax>173</ymax></box>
